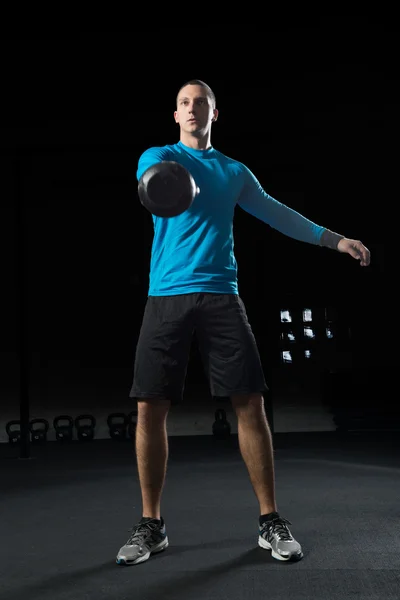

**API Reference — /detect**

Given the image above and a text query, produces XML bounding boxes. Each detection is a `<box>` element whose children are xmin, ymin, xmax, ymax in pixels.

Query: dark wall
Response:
<box><xmin>1</xmin><ymin>23</ymin><xmax>398</xmax><ymax>413</ymax></box>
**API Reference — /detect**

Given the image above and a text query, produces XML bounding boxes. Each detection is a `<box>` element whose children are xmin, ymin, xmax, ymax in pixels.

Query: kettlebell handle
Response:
<box><xmin>75</xmin><ymin>414</ymin><xmax>96</xmax><ymax>427</ymax></box>
<box><xmin>29</xmin><ymin>418</ymin><xmax>49</xmax><ymax>432</ymax></box>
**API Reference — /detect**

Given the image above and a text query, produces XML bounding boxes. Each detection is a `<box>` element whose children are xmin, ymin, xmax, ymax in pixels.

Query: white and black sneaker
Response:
<box><xmin>258</xmin><ymin>513</ymin><xmax>303</xmax><ymax>562</ymax></box>
<box><xmin>116</xmin><ymin>517</ymin><xmax>169</xmax><ymax>566</ymax></box>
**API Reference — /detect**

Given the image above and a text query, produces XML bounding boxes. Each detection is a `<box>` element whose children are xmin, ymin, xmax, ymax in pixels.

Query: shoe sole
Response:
<box><xmin>116</xmin><ymin>537</ymin><xmax>169</xmax><ymax>566</ymax></box>
<box><xmin>258</xmin><ymin>535</ymin><xmax>303</xmax><ymax>562</ymax></box>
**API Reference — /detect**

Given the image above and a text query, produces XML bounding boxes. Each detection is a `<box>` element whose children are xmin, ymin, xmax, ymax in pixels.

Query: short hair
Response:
<box><xmin>176</xmin><ymin>79</ymin><xmax>216</xmax><ymax>109</ymax></box>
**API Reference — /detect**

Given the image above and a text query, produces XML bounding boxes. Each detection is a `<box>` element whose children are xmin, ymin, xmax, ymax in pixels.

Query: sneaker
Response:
<box><xmin>258</xmin><ymin>514</ymin><xmax>303</xmax><ymax>561</ymax></box>
<box><xmin>116</xmin><ymin>517</ymin><xmax>169</xmax><ymax>566</ymax></box>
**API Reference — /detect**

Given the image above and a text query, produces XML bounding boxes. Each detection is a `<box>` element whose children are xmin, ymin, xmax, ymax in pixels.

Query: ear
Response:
<box><xmin>212</xmin><ymin>108</ymin><xmax>219</xmax><ymax>122</ymax></box>
<box><xmin>173</xmin><ymin>111</ymin><xmax>179</xmax><ymax>124</ymax></box>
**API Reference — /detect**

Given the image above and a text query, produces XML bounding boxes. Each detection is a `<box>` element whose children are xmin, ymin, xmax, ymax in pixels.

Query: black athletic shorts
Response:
<box><xmin>129</xmin><ymin>292</ymin><xmax>268</xmax><ymax>405</ymax></box>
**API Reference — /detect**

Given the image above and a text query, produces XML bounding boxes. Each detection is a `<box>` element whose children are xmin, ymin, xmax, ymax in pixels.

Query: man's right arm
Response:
<box><xmin>137</xmin><ymin>147</ymin><xmax>173</xmax><ymax>181</ymax></box>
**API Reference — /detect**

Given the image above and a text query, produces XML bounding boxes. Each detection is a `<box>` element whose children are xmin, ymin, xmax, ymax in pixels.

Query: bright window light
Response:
<box><xmin>304</xmin><ymin>326</ymin><xmax>315</xmax><ymax>339</ymax></box>
<box><xmin>281</xmin><ymin>331</ymin><xmax>295</xmax><ymax>343</ymax></box>
<box><xmin>281</xmin><ymin>350</ymin><xmax>292</xmax><ymax>363</ymax></box>
<box><xmin>280</xmin><ymin>310</ymin><xmax>292</xmax><ymax>323</ymax></box>
<box><xmin>326</xmin><ymin>326</ymin><xmax>334</xmax><ymax>339</ymax></box>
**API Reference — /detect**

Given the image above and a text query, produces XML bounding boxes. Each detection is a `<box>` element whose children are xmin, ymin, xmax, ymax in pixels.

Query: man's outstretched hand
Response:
<box><xmin>337</xmin><ymin>238</ymin><xmax>370</xmax><ymax>266</ymax></box>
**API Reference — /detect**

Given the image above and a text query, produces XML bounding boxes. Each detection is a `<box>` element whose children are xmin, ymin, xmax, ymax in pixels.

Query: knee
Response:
<box><xmin>137</xmin><ymin>398</ymin><xmax>170</xmax><ymax>426</ymax></box>
<box><xmin>231</xmin><ymin>393</ymin><xmax>265</xmax><ymax>418</ymax></box>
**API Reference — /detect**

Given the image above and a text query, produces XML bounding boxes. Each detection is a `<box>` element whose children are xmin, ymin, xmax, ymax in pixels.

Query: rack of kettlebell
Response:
<box><xmin>5</xmin><ymin>413</ymin><xmax>137</xmax><ymax>444</ymax></box>
<box><xmin>5</xmin><ymin>408</ymin><xmax>232</xmax><ymax>444</ymax></box>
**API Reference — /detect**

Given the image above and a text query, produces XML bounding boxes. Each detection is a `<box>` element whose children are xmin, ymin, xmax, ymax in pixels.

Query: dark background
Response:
<box><xmin>1</xmin><ymin>22</ymin><xmax>398</xmax><ymax>435</ymax></box>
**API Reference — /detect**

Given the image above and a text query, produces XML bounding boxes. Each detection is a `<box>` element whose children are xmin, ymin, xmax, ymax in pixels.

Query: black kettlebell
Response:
<box><xmin>29</xmin><ymin>418</ymin><xmax>49</xmax><ymax>443</ymax></box>
<box><xmin>107</xmin><ymin>413</ymin><xmax>128</xmax><ymax>440</ymax></box>
<box><xmin>138</xmin><ymin>160</ymin><xmax>200</xmax><ymax>218</ymax></box>
<box><xmin>53</xmin><ymin>415</ymin><xmax>74</xmax><ymax>442</ymax></box>
<box><xmin>6</xmin><ymin>420</ymin><xmax>21</xmax><ymax>444</ymax></box>
<box><xmin>127</xmin><ymin>410</ymin><xmax>138</xmax><ymax>439</ymax></box>
<box><xmin>212</xmin><ymin>409</ymin><xmax>231</xmax><ymax>440</ymax></box>
<box><xmin>75</xmin><ymin>414</ymin><xmax>96</xmax><ymax>442</ymax></box>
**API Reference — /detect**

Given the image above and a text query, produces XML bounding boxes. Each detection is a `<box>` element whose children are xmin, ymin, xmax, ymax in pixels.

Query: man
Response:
<box><xmin>116</xmin><ymin>79</ymin><xmax>370</xmax><ymax>566</ymax></box>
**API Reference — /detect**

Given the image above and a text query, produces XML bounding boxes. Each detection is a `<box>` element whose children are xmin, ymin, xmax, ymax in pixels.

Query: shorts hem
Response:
<box><xmin>212</xmin><ymin>386</ymin><xmax>269</xmax><ymax>397</ymax></box>
<box><xmin>129</xmin><ymin>391</ymin><xmax>182</xmax><ymax>404</ymax></box>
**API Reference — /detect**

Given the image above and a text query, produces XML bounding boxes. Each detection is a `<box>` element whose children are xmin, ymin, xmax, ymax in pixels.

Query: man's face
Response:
<box><xmin>174</xmin><ymin>84</ymin><xmax>217</xmax><ymax>136</ymax></box>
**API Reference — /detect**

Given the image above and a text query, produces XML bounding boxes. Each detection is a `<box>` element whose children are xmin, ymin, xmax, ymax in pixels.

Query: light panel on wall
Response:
<box><xmin>281</xmin><ymin>331</ymin><xmax>296</xmax><ymax>343</ymax></box>
<box><xmin>281</xmin><ymin>350</ymin><xmax>293</xmax><ymax>364</ymax></box>
<box><xmin>304</xmin><ymin>326</ymin><xmax>315</xmax><ymax>339</ymax></box>
<box><xmin>280</xmin><ymin>310</ymin><xmax>292</xmax><ymax>323</ymax></box>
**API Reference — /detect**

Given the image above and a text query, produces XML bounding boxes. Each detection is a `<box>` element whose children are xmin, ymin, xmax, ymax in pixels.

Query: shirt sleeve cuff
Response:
<box><xmin>319</xmin><ymin>229</ymin><xmax>345</xmax><ymax>250</ymax></box>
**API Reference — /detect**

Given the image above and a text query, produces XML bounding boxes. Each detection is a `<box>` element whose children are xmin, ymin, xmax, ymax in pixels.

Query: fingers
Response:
<box><xmin>354</xmin><ymin>241</ymin><xmax>370</xmax><ymax>266</ymax></box>
<box><xmin>338</xmin><ymin>237</ymin><xmax>371</xmax><ymax>266</ymax></box>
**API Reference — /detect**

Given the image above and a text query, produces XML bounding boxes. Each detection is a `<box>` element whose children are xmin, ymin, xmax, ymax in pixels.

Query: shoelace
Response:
<box><xmin>126</xmin><ymin>521</ymin><xmax>160</xmax><ymax>546</ymax></box>
<box><xmin>263</xmin><ymin>517</ymin><xmax>293</xmax><ymax>541</ymax></box>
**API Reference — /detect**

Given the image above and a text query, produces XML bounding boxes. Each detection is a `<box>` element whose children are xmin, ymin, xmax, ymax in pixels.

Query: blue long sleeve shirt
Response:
<box><xmin>136</xmin><ymin>141</ymin><xmax>328</xmax><ymax>296</ymax></box>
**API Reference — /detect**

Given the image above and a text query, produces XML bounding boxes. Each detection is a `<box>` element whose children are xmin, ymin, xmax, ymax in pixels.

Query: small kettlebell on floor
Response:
<box><xmin>212</xmin><ymin>408</ymin><xmax>231</xmax><ymax>440</ymax></box>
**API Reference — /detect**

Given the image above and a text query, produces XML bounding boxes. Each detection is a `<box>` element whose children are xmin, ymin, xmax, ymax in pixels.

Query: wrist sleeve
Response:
<box><xmin>319</xmin><ymin>229</ymin><xmax>345</xmax><ymax>250</ymax></box>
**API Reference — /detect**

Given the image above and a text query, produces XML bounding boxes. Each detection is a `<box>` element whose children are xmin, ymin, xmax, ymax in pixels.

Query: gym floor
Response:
<box><xmin>1</xmin><ymin>430</ymin><xmax>399</xmax><ymax>600</ymax></box>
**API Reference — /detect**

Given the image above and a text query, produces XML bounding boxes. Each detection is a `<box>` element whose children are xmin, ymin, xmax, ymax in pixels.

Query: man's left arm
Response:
<box><xmin>238</xmin><ymin>165</ymin><xmax>370</xmax><ymax>266</ymax></box>
<box><xmin>336</xmin><ymin>237</ymin><xmax>370</xmax><ymax>266</ymax></box>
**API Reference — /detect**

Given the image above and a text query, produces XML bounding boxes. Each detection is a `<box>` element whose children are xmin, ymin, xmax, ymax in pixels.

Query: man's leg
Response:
<box><xmin>135</xmin><ymin>398</ymin><xmax>171</xmax><ymax>520</ymax></box>
<box><xmin>232</xmin><ymin>394</ymin><xmax>303</xmax><ymax>561</ymax></box>
<box><xmin>196</xmin><ymin>294</ymin><xmax>302</xmax><ymax>561</ymax></box>
<box><xmin>231</xmin><ymin>392</ymin><xmax>277</xmax><ymax>515</ymax></box>
<box><xmin>130</xmin><ymin>294</ymin><xmax>195</xmax><ymax>520</ymax></box>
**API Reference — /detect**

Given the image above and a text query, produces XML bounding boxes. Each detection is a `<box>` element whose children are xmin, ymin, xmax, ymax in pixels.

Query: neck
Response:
<box><xmin>180</xmin><ymin>131</ymin><xmax>212</xmax><ymax>150</ymax></box>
